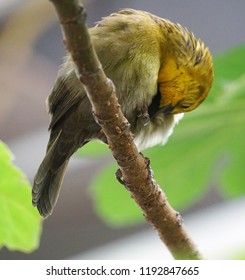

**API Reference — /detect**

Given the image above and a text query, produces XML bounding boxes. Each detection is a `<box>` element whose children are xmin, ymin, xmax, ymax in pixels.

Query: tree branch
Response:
<box><xmin>50</xmin><ymin>0</ymin><xmax>203</xmax><ymax>260</ymax></box>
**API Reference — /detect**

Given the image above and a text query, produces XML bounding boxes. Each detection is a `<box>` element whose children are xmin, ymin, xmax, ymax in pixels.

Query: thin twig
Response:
<box><xmin>50</xmin><ymin>0</ymin><xmax>203</xmax><ymax>260</ymax></box>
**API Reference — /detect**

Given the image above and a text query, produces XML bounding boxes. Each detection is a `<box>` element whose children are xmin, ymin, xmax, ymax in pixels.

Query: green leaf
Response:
<box><xmin>230</xmin><ymin>249</ymin><xmax>245</xmax><ymax>260</ymax></box>
<box><xmin>90</xmin><ymin>45</ymin><xmax>245</xmax><ymax>226</ymax></box>
<box><xmin>90</xmin><ymin>163</ymin><xmax>143</xmax><ymax>226</ymax></box>
<box><xmin>76</xmin><ymin>141</ymin><xmax>110</xmax><ymax>158</ymax></box>
<box><xmin>0</xmin><ymin>141</ymin><xmax>42</xmax><ymax>252</ymax></box>
<box><xmin>208</xmin><ymin>45</ymin><xmax>245</xmax><ymax>103</ymax></box>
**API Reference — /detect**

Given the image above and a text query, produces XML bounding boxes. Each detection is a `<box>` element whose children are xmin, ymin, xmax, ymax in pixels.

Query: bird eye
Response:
<box><xmin>180</xmin><ymin>104</ymin><xmax>190</xmax><ymax>109</ymax></box>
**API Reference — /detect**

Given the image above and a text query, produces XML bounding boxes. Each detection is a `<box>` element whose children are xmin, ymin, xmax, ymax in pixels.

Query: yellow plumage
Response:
<box><xmin>32</xmin><ymin>9</ymin><xmax>214</xmax><ymax>218</ymax></box>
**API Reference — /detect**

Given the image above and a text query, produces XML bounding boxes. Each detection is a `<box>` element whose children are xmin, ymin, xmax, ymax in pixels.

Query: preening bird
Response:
<box><xmin>32</xmin><ymin>9</ymin><xmax>214</xmax><ymax>218</ymax></box>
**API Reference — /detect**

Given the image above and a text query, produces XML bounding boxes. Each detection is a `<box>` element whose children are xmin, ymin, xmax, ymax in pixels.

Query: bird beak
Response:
<box><xmin>149</xmin><ymin>104</ymin><xmax>174</xmax><ymax>120</ymax></box>
<box><xmin>161</xmin><ymin>104</ymin><xmax>174</xmax><ymax>114</ymax></box>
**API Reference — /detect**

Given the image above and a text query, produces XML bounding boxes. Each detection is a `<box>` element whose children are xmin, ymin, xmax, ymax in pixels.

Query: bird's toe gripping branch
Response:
<box><xmin>115</xmin><ymin>168</ymin><xmax>125</xmax><ymax>185</ymax></box>
<box><xmin>136</xmin><ymin>106</ymin><xmax>150</xmax><ymax>127</ymax></box>
<box><xmin>115</xmin><ymin>154</ymin><xmax>154</xmax><ymax>189</ymax></box>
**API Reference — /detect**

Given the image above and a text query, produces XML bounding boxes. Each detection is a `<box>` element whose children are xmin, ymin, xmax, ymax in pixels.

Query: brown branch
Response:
<box><xmin>50</xmin><ymin>0</ymin><xmax>203</xmax><ymax>260</ymax></box>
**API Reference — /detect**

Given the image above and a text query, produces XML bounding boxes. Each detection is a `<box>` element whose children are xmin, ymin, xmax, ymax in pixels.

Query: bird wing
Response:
<box><xmin>47</xmin><ymin>61</ymin><xmax>87</xmax><ymax>131</ymax></box>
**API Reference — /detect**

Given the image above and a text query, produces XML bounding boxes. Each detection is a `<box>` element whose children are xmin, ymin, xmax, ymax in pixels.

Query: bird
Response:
<box><xmin>32</xmin><ymin>9</ymin><xmax>214</xmax><ymax>218</ymax></box>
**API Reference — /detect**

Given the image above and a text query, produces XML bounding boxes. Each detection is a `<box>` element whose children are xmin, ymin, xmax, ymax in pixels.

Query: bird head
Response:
<box><xmin>157</xmin><ymin>22</ymin><xmax>214</xmax><ymax>115</ymax></box>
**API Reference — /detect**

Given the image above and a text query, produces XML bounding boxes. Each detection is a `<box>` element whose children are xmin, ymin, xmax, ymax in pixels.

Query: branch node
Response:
<box><xmin>176</xmin><ymin>212</ymin><xmax>183</xmax><ymax>227</ymax></box>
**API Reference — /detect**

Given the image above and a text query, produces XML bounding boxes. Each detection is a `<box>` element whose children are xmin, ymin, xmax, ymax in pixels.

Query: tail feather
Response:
<box><xmin>32</xmin><ymin>160</ymin><xmax>68</xmax><ymax>218</ymax></box>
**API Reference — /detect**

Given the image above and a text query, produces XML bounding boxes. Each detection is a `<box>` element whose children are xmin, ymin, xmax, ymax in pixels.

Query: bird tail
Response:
<box><xmin>32</xmin><ymin>151</ymin><xmax>68</xmax><ymax>218</ymax></box>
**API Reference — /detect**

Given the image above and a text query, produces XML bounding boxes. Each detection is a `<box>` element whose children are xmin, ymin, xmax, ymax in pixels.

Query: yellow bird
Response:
<box><xmin>32</xmin><ymin>9</ymin><xmax>214</xmax><ymax>218</ymax></box>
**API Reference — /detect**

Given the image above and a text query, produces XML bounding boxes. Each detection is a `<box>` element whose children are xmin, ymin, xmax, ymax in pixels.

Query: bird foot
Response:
<box><xmin>136</xmin><ymin>106</ymin><xmax>150</xmax><ymax>126</ymax></box>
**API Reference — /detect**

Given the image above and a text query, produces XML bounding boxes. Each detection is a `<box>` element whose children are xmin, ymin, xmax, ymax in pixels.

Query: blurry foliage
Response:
<box><xmin>0</xmin><ymin>141</ymin><xmax>42</xmax><ymax>252</ymax></box>
<box><xmin>79</xmin><ymin>45</ymin><xmax>245</xmax><ymax>226</ymax></box>
<box><xmin>76</xmin><ymin>140</ymin><xmax>110</xmax><ymax>157</ymax></box>
<box><xmin>230</xmin><ymin>249</ymin><xmax>245</xmax><ymax>260</ymax></box>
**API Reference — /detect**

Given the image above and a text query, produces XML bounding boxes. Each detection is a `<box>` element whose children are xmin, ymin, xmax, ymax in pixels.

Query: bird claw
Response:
<box><xmin>115</xmin><ymin>168</ymin><xmax>125</xmax><ymax>185</ymax></box>
<box><xmin>137</xmin><ymin>106</ymin><xmax>150</xmax><ymax>126</ymax></box>
<box><xmin>115</xmin><ymin>168</ymin><xmax>132</xmax><ymax>191</ymax></box>
<box><xmin>146</xmin><ymin>158</ymin><xmax>155</xmax><ymax>179</ymax></box>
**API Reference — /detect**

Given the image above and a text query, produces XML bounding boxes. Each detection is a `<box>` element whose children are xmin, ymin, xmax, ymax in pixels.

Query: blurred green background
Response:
<box><xmin>0</xmin><ymin>0</ymin><xmax>244</xmax><ymax>259</ymax></box>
